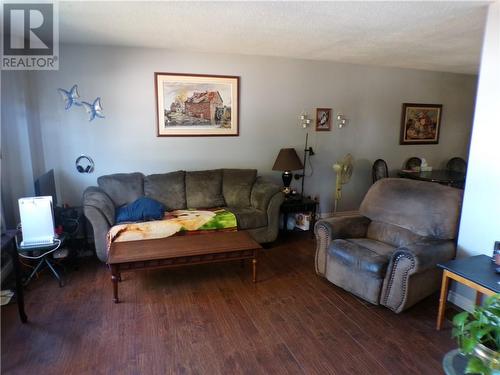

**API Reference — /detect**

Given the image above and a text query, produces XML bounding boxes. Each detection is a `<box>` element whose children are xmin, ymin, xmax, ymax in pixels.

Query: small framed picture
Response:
<box><xmin>400</xmin><ymin>103</ymin><xmax>443</xmax><ymax>145</ymax></box>
<box><xmin>316</xmin><ymin>108</ymin><xmax>331</xmax><ymax>131</ymax></box>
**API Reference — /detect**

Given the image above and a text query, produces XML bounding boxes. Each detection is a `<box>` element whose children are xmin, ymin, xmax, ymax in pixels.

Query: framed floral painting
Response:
<box><xmin>155</xmin><ymin>73</ymin><xmax>239</xmax><ymax>136</ymax></box>
<box><xmin>400</xmin><ymin>103</ymin><xmax>442</xmax><ymax>145</ymax></box>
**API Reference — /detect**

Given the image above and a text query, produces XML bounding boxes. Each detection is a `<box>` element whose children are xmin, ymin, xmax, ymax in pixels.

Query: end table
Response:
<box><xmin>280</xmin><ymin>196</ymin><xmax>318</xmax><ymax>236</ymax></box>
<box><xmin>436</xmin><ymin>255</ymin><xmax>499</xmax><ymax>330</ymax></box>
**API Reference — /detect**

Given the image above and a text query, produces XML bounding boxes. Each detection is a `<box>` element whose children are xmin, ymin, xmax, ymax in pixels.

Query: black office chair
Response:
<box><xmin>405</xmin><ymin>157</ymin><xmax>422</xmax><ymax>170</ymax></box>
<box><xmin>446</xmin><ymin>157</ymin><xmax>467</xmax><ymax>174</ymax></box>
<box><xmin>372</xmin><ymin>159</ymin><xmax>389</xmax><ymax>183</ymax></box>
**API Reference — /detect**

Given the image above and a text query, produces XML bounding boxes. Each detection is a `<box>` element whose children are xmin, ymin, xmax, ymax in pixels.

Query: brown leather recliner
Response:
<box><xmin>314</xmin><ymin>178</ymin><xmax>463</xmax><ymax>313</ymax></box>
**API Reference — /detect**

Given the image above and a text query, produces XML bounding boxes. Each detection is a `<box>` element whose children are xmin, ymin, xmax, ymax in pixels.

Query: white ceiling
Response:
<box><xmin>59</xmin><ymin>1</ymin><xmax>490</xmax><ymax>74</ymax></box>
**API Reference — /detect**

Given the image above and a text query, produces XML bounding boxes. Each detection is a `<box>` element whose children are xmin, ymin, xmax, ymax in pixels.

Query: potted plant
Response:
<box><xmin>452</xmin><ymin>294</ymin><xmax>500</xmax><ymax>375</ymax></box>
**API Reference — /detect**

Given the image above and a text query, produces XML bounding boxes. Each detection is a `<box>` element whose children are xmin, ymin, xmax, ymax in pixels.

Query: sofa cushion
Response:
<box><xmin>328</xmin><ymin>238</ymin><xmax>395</xmax><ymax>277</ymax></box>
<box><xmin>226</xmin><ymin>207</ymin><xmax>267</xmax><ymax>229</ymax></box>
<box><xmin>144</xmin><ymin>171</ymin><xmax>186</xmax><ymax>210</ymax></box>
<box><xmin>98</xmin><ymin>172</ymin><xmax>144</xmax><ymax>207</ymax></box>
<box><xmin>250</xmin><ymin>177</ymin><xmax>281</xmax><ymax>211</ymax></box>
<box><xmin>185</xmin><ymin>169</ymin><xmax>225</xmax><ymax>208</ymax></box>
<box><xmin>115</xmin><ymin>197</ymin><xmax>166</xmax><ymax>223</ymax></box>
<box><xmin>222</xmin><ymin>169</ymin><xmax>257</xmax><ymax>207</ymax></box>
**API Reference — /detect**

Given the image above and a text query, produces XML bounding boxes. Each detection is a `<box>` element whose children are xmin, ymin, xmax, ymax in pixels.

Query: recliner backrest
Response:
<box><xmin>359</xmin><ymin>178</ymin><xmax>463</xmax><ymax>240</ymax></box>
<box><xmin>366</xmin><ymin>221</ymin><xmax>425</xmax><ymax>248</ymax></box>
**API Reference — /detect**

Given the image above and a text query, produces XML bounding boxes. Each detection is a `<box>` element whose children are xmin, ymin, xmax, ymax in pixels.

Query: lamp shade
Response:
<box><xmin>272</xmin><ymin>148</ymin><xmax>304</xmax><ymax>171</ymax></box>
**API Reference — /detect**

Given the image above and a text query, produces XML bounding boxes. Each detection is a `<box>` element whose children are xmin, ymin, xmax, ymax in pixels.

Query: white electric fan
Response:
<box><xmin>332</xmin><ymin>154</ymin><xmax>354</xmax><ymax>213</ymax></box>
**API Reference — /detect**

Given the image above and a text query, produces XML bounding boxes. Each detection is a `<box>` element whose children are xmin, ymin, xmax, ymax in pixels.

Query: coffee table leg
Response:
<box><xmin>111</xmin><ymin>265</ymin><xmax>120</xmax><ymax>303</ymax></box>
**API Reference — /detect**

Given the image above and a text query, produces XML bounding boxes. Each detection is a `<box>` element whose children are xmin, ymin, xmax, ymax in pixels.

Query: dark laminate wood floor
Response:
<box><xmin>1</xmin><ymin>233</ymin><xmax>455</xmax><ymax>374</ymax></box>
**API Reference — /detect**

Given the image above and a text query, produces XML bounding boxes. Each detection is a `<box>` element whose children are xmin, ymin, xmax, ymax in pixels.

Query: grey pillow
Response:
<box><xmin>144</xmin><ymin>171</ymin><xmax>186</xmax><ymax>211</ymax></box>
<box><xmin>97</xmin><ymin>172</ymin><xmax>144</xmax><ymax>207</ymax></box>
<box><xmin>185</xmin><ymin>169</ymin><xmax>225</xmax><ymax>208</ymax></box>
<box><xmin>222</xmin><ymin>169</ymin><xmax>257</xmax><ymax>207</ymax></box>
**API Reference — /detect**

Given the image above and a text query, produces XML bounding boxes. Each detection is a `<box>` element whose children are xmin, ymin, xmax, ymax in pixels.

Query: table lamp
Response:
<box><xmin>272</xmin><ymin>148</ymin><xmax>304</xmax><ymax>195</ymax></box>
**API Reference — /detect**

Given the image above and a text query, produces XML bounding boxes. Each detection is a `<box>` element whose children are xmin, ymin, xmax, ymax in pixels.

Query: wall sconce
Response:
<box><xmin>299</xmin><ymin>111</ymin><xmax>312</xmax><ymax>128</ymax></box>
<box><xmin>336</xmin><ymin>113</ymin><xmax>348</xmax><ymax>128</ymax></box>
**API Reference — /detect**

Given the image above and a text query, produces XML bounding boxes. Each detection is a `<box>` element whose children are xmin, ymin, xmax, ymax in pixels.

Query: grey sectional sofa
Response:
<box><xmin>83</xmin><ymin>169</ymin><xmax>284</xmax><ymax>262</ymax></box>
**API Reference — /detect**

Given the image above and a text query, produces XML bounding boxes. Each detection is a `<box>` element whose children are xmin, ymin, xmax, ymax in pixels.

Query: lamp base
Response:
<box><xmin>282</xmin><ymin>171</ymin><xmax>292</xmax><ymax>194</ymax></box>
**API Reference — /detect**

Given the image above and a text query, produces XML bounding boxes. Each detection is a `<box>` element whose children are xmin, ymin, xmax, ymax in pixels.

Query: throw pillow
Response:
<box><xmin>115</xmin><ymin>196</ymin><xmax>166</xmax><ymax>223</ymax></box>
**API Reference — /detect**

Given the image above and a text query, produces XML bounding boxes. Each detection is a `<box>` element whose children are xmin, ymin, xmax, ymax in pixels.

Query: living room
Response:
<box><xmin>1</xmin><ymin>1</ymin><xmax>499</xmax><ymax>374</ymax></box>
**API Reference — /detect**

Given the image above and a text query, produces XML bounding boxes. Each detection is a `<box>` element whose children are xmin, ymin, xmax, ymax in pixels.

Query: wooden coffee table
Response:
<box><xmin>107</xmin><ymin>231</ymin><xmax>261</xmax><ymax>303</ymax></box>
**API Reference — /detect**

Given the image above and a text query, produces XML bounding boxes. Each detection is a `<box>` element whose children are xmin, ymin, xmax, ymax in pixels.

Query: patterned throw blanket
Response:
<box><xmin>107</xmin><ymin>209</ymin><xmax>237</xmax><ymax>249</ymax></box>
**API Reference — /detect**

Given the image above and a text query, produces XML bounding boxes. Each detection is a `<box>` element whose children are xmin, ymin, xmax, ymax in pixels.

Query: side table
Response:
<box><xmin>436</xmin><ymin>255</ymin><xmax>499</xmax><ymax>330</ymax></box>
<box><xmin>280</xmin><ymin>196</ymin><xmax>318</xmax><ymax>236</ymax></box>
<box><xmin>1</xmin><ymin>230</ymin><xmax>27</xmax><ymax>323</ymax></box>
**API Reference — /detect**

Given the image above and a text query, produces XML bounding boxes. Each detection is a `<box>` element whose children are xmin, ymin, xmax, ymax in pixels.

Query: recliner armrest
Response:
<box><xmin>393</xmin><ymin>240</ymin><xmax>456</xmax><ymax>273</ymax></box>
<box><xmin>381</xmin><ymin>239</ymin><xmax>456</xmax><ymax>313</ymax></box>
<box><xmin>83</xmin><ymin>186</ymin><xmax>115</xmax><ymax>226</ymax></box>
<box><xmin>314</xmin><ymin>215</ymin><xmax>370</xmax><ymax>276</ymax></box>
<box><xmin>314</xmin><ymin>215</ymin><xmax>370</xmax><ymax>241</ymax></box>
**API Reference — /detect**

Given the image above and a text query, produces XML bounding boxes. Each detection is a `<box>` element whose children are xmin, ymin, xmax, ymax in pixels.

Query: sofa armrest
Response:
<box><xmin>250</xmin><ymin>177</ymin><xmax>283</xmax><ymax>211</ymax></box>
<box><xmin>381</xmin><ymin>240</ymin><xmax>456</xmax><ymax>313</ymax></box>
<box><xmin>260</xmin><ymin>191</ymin><xmax>285</xmax><ymax>242</ymax></box>
<box><xmin>83</xmin><ymin>187</ymin><xmax>116</xmax><ymax>262</ymax></box>
<box><xmin>83</xmin><ymin>187</ymin><xmax>115</xmax><ymax>225</ymax></box>
<box><xmin>314</xmin><ymin>215</ymin><xmax>370</xmax><ymax>276</ymax></box>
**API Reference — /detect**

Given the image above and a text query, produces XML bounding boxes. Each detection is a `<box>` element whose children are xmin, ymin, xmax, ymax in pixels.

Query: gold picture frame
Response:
<box><xmin>155</xmin><ymin>72</ymin><xmax>240</xmax><ymax>136</ymax></box>
<box><xmin>400</xmin><ymin>103</ymin><xmax>442</xmax><ymax>145</ymax></box>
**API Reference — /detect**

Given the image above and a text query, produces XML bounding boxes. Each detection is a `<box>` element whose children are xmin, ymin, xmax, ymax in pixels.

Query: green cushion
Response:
<box><xmin>185</xmin><ymin>169</ymin><xmax>225</xmax><ymax>208</ymax></box>
<box><xmin>97</xmin><ymin>172</ymin><xmax>144</xmax><ymax>207</ymax></box>
<box><xmin>222</xmin><ymin>169</ymin><xmax>257</xmax><ymax>207</ymax></box>
<box><xmin>226</xmin><ymin>207</ymin><xmax>267</xmax><ymax>229</ymax></box>
<box><xmin>144</xmin><ymin>171</ymin><xmax>186</xmax><ymax>210</ymax></box>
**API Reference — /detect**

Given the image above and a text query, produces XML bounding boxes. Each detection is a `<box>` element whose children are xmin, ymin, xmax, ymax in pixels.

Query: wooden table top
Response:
<box><xmin>438</xmin><ymin>255</ymin><xmax>500</xmax><ymax>293</ymax></box>
<box><xmin>107</xmin><ymin>231</ymin><xmax>261</xmax><ymax>264</ymax></box>
<box><xmin>398</xmin><ymin>169</ymin><xmax>465</xmax><ymax>184</ymax></box>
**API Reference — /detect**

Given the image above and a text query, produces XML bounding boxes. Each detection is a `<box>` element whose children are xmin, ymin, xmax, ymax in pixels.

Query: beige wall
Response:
<box><xmin>458</xmin><ymin>1</ymin><xmax>500</xmax><ymax>258</ymax></box>
<box><xmin>3</xmin><ymin>44</ymin><xmax>477</xmax><ymax>214</ymax></box>
<box><xmin>450</xmin><ymin>2</ymin><xmax>500</xmax><ymax>311</ymax></box>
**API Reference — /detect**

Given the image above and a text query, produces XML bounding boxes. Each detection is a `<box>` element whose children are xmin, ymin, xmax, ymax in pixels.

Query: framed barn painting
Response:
<box><xmin>316</xmin><ymin>108</ymin><xmax>331</xmax><ymax>131</ymax></box>
<box><xmin>400</xmin><ymin>103</ymin><xmax>442</xmax><ymax>145</ymax></box>
<box><xmin>155</xmin><ymin>73</ymin><xmax>239</xmax><ymax>136</ymax></box>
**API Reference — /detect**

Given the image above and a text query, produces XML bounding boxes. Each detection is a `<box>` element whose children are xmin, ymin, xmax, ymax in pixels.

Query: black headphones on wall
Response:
<box><xmin>75</xmin><ymin>155</ymin><xmax>95</xmax><ymax>173</ymax></box>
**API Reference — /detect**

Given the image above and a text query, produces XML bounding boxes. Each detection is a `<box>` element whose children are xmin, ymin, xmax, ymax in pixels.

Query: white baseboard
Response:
<box><xmin>447</xmin><ymin>290</ymin><xmax>474</xmax><ymax>312</ymax></box>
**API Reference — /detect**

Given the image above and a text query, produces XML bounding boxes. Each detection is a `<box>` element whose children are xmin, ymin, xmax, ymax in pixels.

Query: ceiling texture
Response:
<box><xmin>59</xmin><ymin>1</ymin><xmax>490</xmax><ymax>74</ymax></box>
